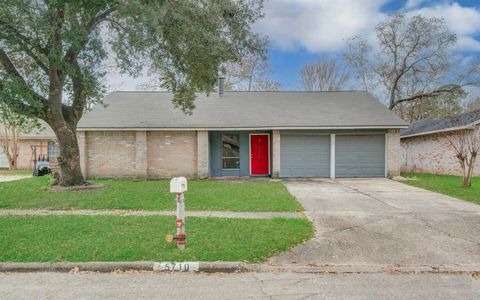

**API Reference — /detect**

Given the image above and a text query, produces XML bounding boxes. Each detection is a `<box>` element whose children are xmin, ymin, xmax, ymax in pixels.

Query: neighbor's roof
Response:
<box><xmin>78</xmin><ymin>91</ymin><xmax>407</xmax><ymax>130</ymax></box>
<box><xmin>0</xmin><ymin>120</ymin><xmax>55</xmax><ymax>140</ymax></box>
<box><xmin>401</xmin><ymin>109</ymin><xmax>480</xmax><ymax>138</ymax></box>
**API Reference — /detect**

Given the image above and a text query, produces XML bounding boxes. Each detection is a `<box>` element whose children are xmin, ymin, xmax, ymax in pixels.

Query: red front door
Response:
<box><xmin>250</xmin><ymin>134</ymin><xmax>270</xmax><ymax>175</ymax></box>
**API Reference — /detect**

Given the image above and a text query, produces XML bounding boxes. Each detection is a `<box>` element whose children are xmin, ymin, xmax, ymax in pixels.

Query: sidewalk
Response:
<box><xmin>0</xmin><ymin>175</ymin><xmax>31</xmax><ymax>182</ymax></box>
<box><xmin>0</xmin><ymin>209</ymin><xmax>303</xmax><ymax>219</ymax></box>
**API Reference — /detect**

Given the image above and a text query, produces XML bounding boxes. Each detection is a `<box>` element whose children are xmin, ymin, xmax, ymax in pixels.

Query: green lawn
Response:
<box><xmin>0</xmin><ymin>215</ymin><xmax>313</xmax><ymax>262</ymax></box>
<box><xmin>402</xmin><ymin>172</ymin><xmax>480</xmax><ymax>205</ymax></box>
<box><xmin>0</xmin><ymin>177</ymin><xmax>302</xmax><ymax>212</ymax></box>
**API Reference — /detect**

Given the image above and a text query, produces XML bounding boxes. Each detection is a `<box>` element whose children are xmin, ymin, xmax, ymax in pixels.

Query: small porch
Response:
<box><xmin>208</xmin><ymin>130</ymin><xmax>279</xmax><ymax>178</ymax></box>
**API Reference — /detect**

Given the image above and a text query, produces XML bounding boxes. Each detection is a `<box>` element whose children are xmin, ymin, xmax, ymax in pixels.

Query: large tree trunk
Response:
<box><xmin>50</xmin><ymin>122</ymin><xmax>85</xmax><ymax>186</ymax></box>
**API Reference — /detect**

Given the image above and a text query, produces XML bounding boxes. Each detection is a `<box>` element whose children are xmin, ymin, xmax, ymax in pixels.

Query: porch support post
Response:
<box><xmin>78</xmin><ymin>131</ymin><xmax>88</xmax><ymax>179</ymax></box>
<box><xmin>272</xmin><ymin>130</ymin><xmax>281</xmax><ymax>178</ymax></box>
<box><xmin>135</xmin><ymin>131</ymin><xmax>148</xmax><ymax>179</ymax></box>
<box><xmin>197</xmin><ymin>131</ymin><xmax>209</xmax><ymax>179</ymax></box>
<box><xmin>330</xmin><ymin>134</ymin><xmax>335</xmax><ymax>179</ymax></box>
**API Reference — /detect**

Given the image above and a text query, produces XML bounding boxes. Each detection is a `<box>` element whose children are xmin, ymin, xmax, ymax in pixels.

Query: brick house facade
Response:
<box><xmin>77</xmin><ymin>91</ymin><xmax>406</xmax><ymax>179</ymax></box>
<box><xmin>400</xmin><ymin>109</ymin><xmax>480</xmax><ymax>176</ymax></box>
<box><xmin>79</xmin><ymin>130</ymin><xmax>205</xmax><ymax>179</ymax></box>
<box><xmin>0</xmin><ymin>122</ymin><xmax>58</xmax><ymax>170</ymax></box>
<box><xmin>401</xmin><ymin>128</ymin><xmax>480</xmax><ymax>176</ymax></box>
<box><xmin>78</xmin><ymin>128</ymin><xmax>401</xmax><ymax>179</ymax></box>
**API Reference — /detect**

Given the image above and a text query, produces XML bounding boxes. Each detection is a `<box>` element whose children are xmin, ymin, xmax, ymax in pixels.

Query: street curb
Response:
<box><xmin>0</xmin><ymin>262</ymin><xmax>251</xmax><ymax>273</ymax></box>
<box><xmin>258</xmin><ymin>264</ymin><xmax>480</xmax><ymax>275</ymax></box>
<box><xmin>1</xmin><ymin>262</ymin><xmax>479</xmax><ymax>274</ymax></box>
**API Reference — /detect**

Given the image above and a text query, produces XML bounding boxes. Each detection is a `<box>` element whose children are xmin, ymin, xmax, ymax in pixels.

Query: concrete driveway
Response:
<box><xmin>269</xmin><ymin>179</ymin><xmax>480</xmax><ymax>268</ymax></box>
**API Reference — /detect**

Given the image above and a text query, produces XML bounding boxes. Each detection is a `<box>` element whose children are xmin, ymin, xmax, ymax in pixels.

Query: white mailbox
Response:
<box><xmin>170</xmin><ymin>177</ymin><xmax>188</xmax><ymax>193</ymax></box>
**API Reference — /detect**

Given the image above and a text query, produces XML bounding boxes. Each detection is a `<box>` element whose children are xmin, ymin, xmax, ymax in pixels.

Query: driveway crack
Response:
<box><xmin>336</xmin><ymin>181</ymin><xmax>403</xmax><ymax>211</ymax></box>
<box><xmin>411</xmin><ymin>213</ymin><xmax>479</xmax><ymax>245</ymax></box>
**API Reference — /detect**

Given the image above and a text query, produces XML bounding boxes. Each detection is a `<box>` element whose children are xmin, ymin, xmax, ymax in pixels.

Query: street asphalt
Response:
<box><xmin>0</xmin><ymin>272</ymin><xmax>478</xmax><ymax>299</ymax></box>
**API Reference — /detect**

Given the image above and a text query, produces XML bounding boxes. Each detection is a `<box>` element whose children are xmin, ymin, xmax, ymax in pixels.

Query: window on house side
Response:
<box><xmin>47</xmin><ymin>140</ymin><xmax>61</xmax><ymax>158</ymax></box>
<box><xmin>222</xmin><ymin>134</ymin><xmax>240</xmax><ymax>169</ymax></box>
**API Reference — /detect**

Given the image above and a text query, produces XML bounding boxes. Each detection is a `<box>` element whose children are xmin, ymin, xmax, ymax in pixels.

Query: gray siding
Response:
<box><xmin>280</xmin><ymin>133</ymin><xmax>330</xmax><ymax>177</ymax></box>
<box><xmin>209</xmin><ymin>131</ymin><xmax>271</xmax><ymax>177</ymax></box>
<box><xmin>335</xmin><ymin>134</ymin><xmax>385</xmax><ymax>178</ymax></box>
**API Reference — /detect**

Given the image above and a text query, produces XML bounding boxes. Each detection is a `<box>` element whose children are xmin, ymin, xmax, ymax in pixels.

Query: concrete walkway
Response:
<box><xmin>0</xmin><ymin>175</ymin><xmax>31</xmax><ymax>182</ymax></box>
<box><xmin>268</xmin><ymin>179</ymin><xmax>480</xmax><ymax>269</ymax></box>
<box><xmin>0</xmin><ymin>209</ymin><xmax>303</xmax><ymax>219</ymax></box>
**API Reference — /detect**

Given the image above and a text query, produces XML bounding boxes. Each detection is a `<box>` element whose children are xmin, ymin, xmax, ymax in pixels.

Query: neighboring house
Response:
<box><xmin>77</xmin><ymin>89</ymin><xmax>406</xmax><ymax>179</ymax></box>
<box><xmin>0</xmin><ymin>121</ymin><xmax>59</xmax><ymax>169</ymax></box>
<box><xmin>400</xmin><ymin>109</ymin><xmax>480</xmax><ymax>176</ymax></box>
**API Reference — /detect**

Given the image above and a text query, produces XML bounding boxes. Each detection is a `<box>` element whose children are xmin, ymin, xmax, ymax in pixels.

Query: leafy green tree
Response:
<box><xmin>0</xmin><ymin>0</ymin><xmax>264</xmax><ymax>185</ymax></box>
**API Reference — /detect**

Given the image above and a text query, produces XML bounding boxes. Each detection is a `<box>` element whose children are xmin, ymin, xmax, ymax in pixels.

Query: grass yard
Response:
<box><xmin>0</xmin><ymin>177</ymin><xmax>302</xmax><ymax>212</ymax></box>
<box><xmin>402</xmin><ymin>172</ymin><xmax>480</xmax><ymax>205</ymax></box>
<box><xmin>0</xmin><ymin>215</ymin><xmax>313</xmax><ymax>262</ymax></box>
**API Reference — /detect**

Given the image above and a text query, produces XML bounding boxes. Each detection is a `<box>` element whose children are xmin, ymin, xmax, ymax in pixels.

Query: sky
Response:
<box><xmin>108</xmin><ymin>0</ymin><xmax>480</xmax><ymax>92</ymax></box>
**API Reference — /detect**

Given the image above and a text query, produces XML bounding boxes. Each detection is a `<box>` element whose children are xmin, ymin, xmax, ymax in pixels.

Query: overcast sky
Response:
<box><xmin>107</xmin><ymin>0</ymin><xmax>480</xmax><ymax>92</ymax></box>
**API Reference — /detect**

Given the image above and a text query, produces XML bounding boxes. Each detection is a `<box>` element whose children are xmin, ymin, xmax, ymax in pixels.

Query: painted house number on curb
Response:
<box><xmin>153</xmin><ymin>262</ymin><xmax>199</xmax><ymax>272</ymax></box>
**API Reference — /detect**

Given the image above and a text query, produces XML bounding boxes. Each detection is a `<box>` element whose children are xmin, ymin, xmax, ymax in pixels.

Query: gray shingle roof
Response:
<box><xmin>78</xmin><ymin>91</ymin><xmax>407</xmax><ymax>130</ymax></box>
<box><xmin>400</xmin><ymin>109</ymin><xmax>480</xmax><ymax>137</ymax></box>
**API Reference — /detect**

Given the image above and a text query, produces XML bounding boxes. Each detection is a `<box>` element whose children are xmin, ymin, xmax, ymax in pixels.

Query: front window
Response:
<box><xmin>47</xmin><ymin>140</ymin><xmax>60</xmax><ymax>158</ymax></box>
<box><xmin>222</xmin><ymin>134</ymin><xmax>240</xmax><ymax>169</ymax></box>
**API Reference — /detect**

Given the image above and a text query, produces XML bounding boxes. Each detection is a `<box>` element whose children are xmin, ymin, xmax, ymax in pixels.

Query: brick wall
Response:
<box><xmin>272</xmin><ymin>130</ymin><xmax>280</xmax><ymax>178</ymax></box>
<box><xmin>196</xmin><ymin>131</ymin><xmax>209</xmax><ymax>179</ymax></box>
<box><xmin>401</xmin><ymin>128</ymin><xmax>480</xmax><ymax>176</ymax></box>
<box><xmin>387</xmin><ymin>129</ymin><xmax>401</xmax><ymax>177</ymax></box>
<box><xmin>86</xmin><ymin>131</ymin><xmax>137</xmax><ymax>178</ymax></box>
<box><xmin>147</xmin><ymin>131</ymin><xmax>197</xmax><ymax>179</ymax></box>
<box><xmin>84</xmin><ymin>130</ymin><xmax>200</xmax><ymax>179</ymax></box>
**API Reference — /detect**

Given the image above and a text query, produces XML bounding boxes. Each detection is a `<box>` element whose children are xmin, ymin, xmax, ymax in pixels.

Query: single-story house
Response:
<box><xmin>0</xmin><ymin>121</ymin><xmax>59</xmax><ymax>169</ymax></box>
<box><xmin>400</xmin><ymin>109</ymin><xmax>480</xmax><ymax>176</ymax></box>
<box><xmin>77</xmin><ymin>90</ymin><xmax>407</xmax><ymax>179</ymax></box>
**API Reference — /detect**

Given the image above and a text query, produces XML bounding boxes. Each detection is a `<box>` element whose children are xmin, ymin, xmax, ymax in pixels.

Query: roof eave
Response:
<box><xmin>401</xmin><ymin>120</ymin><xmax>480</xmax><ymax>139</ymax></box>
<box><xmin>77</xmin><ymin>125</ymin><xmax>408</xmax><ymax>131</ymax></box>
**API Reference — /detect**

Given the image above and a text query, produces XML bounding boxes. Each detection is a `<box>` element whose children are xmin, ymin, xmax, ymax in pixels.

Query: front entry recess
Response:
<box><xmin>250</xmin><ymin>134</ymin><xmax>270</xmax><ymax>175</ymax></box>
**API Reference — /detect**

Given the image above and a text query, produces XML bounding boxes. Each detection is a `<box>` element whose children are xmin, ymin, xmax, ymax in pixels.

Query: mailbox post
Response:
<box><xmin>169</xmin><ymin>177</ymin><xmax>187</xmax><ymax>250</ymax></box>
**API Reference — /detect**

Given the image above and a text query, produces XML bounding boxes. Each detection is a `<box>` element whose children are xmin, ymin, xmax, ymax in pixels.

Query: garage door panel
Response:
<box><xmin>335</xmin><ymin>135</ymin><xmax>385</xmax><ymax>178</ymax></box>
<box><xmin>280</xmin><ymin>134</ymin><xmax>330</xmax><ymax>178</ymax></box>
